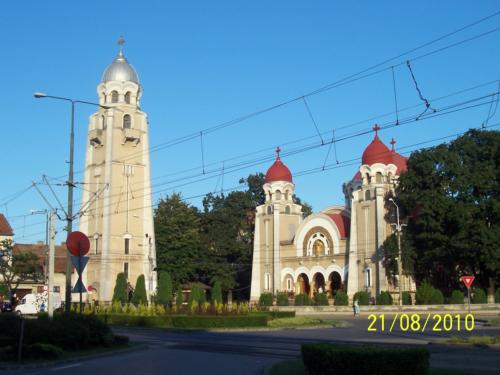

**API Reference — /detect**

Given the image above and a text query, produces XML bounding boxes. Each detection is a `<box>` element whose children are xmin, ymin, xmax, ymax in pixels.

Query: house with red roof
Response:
<box><xmin>250</xmin><ymin>126</ymin><xmax>414</xmax><ymax>303</ymax></box>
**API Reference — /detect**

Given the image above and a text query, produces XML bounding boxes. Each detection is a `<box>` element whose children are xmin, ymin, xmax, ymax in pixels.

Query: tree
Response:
<box><xmin>131</xmin><ymin>274</ymin><xmax>148</xmax><ymax>305</ymax></box>
<box><xmin>112</xmin><ymin>272</ymin><xmax>128</xmax><ymax>303</ymax></box>
<box><xmin>175</xmin><ymin>286</ymin><xmax>183</xmax><ymax>307</ymax></box>
<box><xmin>154</xmin><ymin>193</ymin><xmax>205</xmax><ymax>286</ymax></box>
<box><xmin>156</xmin><ymin>272</ymin><xmax>173</xmax><ymax>306</ymax></box>
<box><xmin>211</xmin><ymin>280</ymin><xmax>222</xmax><ymax>304</ymax></box>
<box><xmin>0</xmin><ymin>239</ymin><xmax>42</xmax><ymax>300</ymax></box>
<box><xmin>392</xmin><ymin>130</ymin><xmax>499</xmax><ymax>300</ymax></box>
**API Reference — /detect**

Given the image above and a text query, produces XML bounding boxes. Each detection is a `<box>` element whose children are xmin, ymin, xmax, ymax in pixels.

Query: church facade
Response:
<box><xmin>79</xmin><ymin>43</ymin><xmax>157</xmax><ymax>303</ymax></box>
<box><xmin>250</xmin><ymin>127</ymin><xmax>414</xmax><ymax>303</ymax></box>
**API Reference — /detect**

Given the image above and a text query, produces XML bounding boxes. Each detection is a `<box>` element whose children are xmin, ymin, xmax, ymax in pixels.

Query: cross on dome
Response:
<box><xmin>390</xmin><ymin>138</ymin><xmax>396</xmax><ymax>151</ymax></box>
<box><xmin>276</xmin><ymin>146</ymin><xmax>281</xmax><ymax>159</ymax></box>
<box><xmin>373</xmin><ymin>124</ymin><xmax>381</xmax><ymax>136</ymax></box>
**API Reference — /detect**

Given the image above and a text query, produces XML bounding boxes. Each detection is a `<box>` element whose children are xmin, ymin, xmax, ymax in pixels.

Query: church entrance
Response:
<box><xmin>297</xmin><ymin>273</ymin><xmax>310</xmax><ymax>295</ymax></box>
<box><xmin>328</xmin><ymin>271</ymin><xmax>342</xmax><ymax>297</ymax></box>
<box><xmin>312</xmin><ymin>273</ymin><xmax>326</xmax><ymax>296</ymax></box>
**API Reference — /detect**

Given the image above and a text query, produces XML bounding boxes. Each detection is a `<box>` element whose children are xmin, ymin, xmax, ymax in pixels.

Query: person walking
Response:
<box><xmin>353</xmin><ymin>299</ymin><xmax>360</xmax><ymax>317</ymax></box>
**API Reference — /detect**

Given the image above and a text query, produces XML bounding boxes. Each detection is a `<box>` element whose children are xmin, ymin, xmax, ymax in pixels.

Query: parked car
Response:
<box><xmin>0</xmin><ymin>301</ymin><xmax>13</xmax><ymax>313</ymax></box>
<box><xmin>14</xmin><ymin>293</ymin><xmax>61</xmax><ymax>315</ymax></box>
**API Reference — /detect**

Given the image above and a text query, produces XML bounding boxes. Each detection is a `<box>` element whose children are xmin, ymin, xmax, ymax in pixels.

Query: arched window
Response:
<box><xmin>102</xmin><ymin>92</ymin><xmax>106</xmax><ymax>104</ymax></box>
<box><xmin>125</xmin><ymin>92</ymin><xmax>131</xmax><ymax>104</ymax></box>
<box><xmin>123</xmin><ymin>114</ymin><xmax>131</xmax><ymax>129</ymax></box>
<box><xmin>101</xmin><ymin>115</ymin><xmax>106</xmax><ymax>130</ymax></box>
<box><xmin>267</xmin><ymin>206</ymin><xmax>273</xmax><ymax>215</ymax></box>
<box><xmin>365</xmin><ymin>173</ymin><xmax>371</xmax><ymax>184</ymax></box>
<box><xmin>376</xmin><ymin>172</ymin><xmax>383</xmax><ymax>183</ymax></box>
<box><xmin>111</xmin><ymin>91</ymin><xmax>119</xmax><ymax>103</ymax></box>
<box><xmin>275</xmin><ymin>190</ymin><xmax>281</xmax><ymax>200</ymax></box>
<box><xmin>285</xmin><ymin>191</ymin><xmax>289</xmax><ymax>200</ymax></box>
<box><xmin>365</xmin><ymin>190</ymin><xmax>371</xmax><ymax>201</ymax></box>
<box><xmin>285</xmin><ymin>206</ymin><xmax>291</xmax><ymax>214</ymax></box>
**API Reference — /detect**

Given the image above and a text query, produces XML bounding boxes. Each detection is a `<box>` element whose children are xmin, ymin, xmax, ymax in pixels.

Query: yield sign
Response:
<box><xmin>461</xmin><ymin>276</ymin><xmax>475</xmax><ymax>289</ymax></box>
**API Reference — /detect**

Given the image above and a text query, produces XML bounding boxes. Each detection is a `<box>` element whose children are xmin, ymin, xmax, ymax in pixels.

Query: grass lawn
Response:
<box><xmin>448</xmin><ymin>335</ymin><xmax>500</xmax><ymax>346</ymax></box>
<box><xmin>486</xmin><ymin>318</ymin><xmax>500</xmax><ymax>327</ymax></box>
<box><xmin>269</xmin><ymin>360</ymin><xmax>497</xmax><ymax>375</ymax></box>
<box><xmin>267</xmin><ymin>317</ymin><xmax>344</xmax><ymax>329</ymax></box>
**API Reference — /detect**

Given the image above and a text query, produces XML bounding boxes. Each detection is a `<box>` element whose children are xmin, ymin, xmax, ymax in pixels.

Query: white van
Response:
<box><xmin>15</xmin><ymin>292</ymin><xmax>61</xmax><ymax>315</ymax></box>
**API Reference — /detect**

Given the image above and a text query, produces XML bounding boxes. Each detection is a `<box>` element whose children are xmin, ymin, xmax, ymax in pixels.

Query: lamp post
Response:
<box><xmin>389</xmin><ymin>198</ymin><xmax>406</xmax><ymax>308</ymax></box>
<box><xmin>34</xmin><ymin>92</ymin><xmax>108</xmax><ymax>312</ymax></box>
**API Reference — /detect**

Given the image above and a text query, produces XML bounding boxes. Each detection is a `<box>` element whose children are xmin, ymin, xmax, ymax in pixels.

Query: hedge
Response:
<box><xmin>302</xmin><ymin>343</ymin><xmax>429</xmax><ymax>375</ymax></box>
<box><xmin>171</xmin><ymin>315</ymin><xmax>268</xmax><ymax>328</ymax></box>
<box><xmin>254</xmin><ymin>311</ymin><xmax>296</xmax><ymax>319</ymax></box>
<box><xmin>102</xmin><ymin>314</ymin><xmax>173</xmax><ymax>327</ymax></box>
<box><xmin>259</xmin><ymin>293</ymin><xmax>273</xmax><ymax>307</ymax></box>
<box><xmin>402</xmin><ymin>291</ymin><xmax>412</xmax><ymax>305</ymax></box>
<box><xmin>334</xmin><ymin>291</ymin><xmax>348</xmax><ymax>306</ymax></box>
<box><xmin>449</xmin><ymin>290</ymin><xmax>464</xmax><ymax>304</ymax></box>
<box><xmin>416</xmin><ymin>281</ymin><xmax>444</xmax><ymax>304</ymax></box>
<box><xmin>295</xmin><ymin>293</ymin><xmax>312</xmax><ymax>306</ymax></box>
<box><xmin>277</xmin><ymin>293</ymin><xmax>289</xmax><ymax>306</ymax></box>
<box><xmin>496</xmin><ymin>288</ymin><xmax>500</xmax><ymax>303</ymax></box>
<box><xmin>376</xmin><ymin>291</ymin><xmax>393</xmax><ymax>305</ymax></box>
<box><xmin>353</xmin><ymin>291</ymin><xmax>370</xmax><ymax>305</ymax></box>
<box><xmin>472</xmin><ymin>288</ymin><xmax>487</xmax><ymax>304</ymax></box>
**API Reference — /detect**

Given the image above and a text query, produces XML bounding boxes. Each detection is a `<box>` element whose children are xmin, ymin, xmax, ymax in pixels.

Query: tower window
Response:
<box><xmin>365</xmin><ymin>190</ymin><xmax>371</xmax><ymax>201</ymax></box>
<box><xmin>101</xmin><ymin>115</ymin><xmax>106</xmax><ymax>130</ymax></box>
<box><xmin>365</xmin><ymin>268</ymin><xmax>372</xmax><ymax>288</ymax></box>
<box><xmin>111</xmin><ymin>91</ymin><xmax>119</xmax><ymax>103</ymax></box>
<box><xmin>123</xmin><ymin>114</ymin><xmax>131</xmax><ymax>129</ymax></box>
<box><xmin>264</xmin><ymin>273</ymin><xmax>271</xmax><ymax>291</ymax></box>
<box><xmin>275</xmin><ymin>190</ymin><xmax>281</xmax><ymax>200</ymax></box>
<box><xmin>267</xmin><ymin>206</ymin><xmax>273</xmax><ymax>215</ymax></box>
<box><xmin>285</xmin><ymin>206</ymin><xmax>291</xmax><ymax>214</ymax></box>
<box><xmin>95</xmin><ymin>238</ymin><xmax>99</xmax><ymax>255</ymax></box>
<box><xmin>102</xmin><ymin>92</ymin><xmax>106</xmax><ymax>104</ymax></box>
<box><xmin>124</xmin><ymin>262</ymin><xmax>129</xmax><ymax>279</ymax></box>
<box><xmin>125</xmin><ymin>238</ymin><xmax>130</xmax><ymax>254</ymax></box>
<box><xmin>376</xmin><ymin>172</ymin><xmax>383</xmax><ymax>183</ymax></box>
<box><xmin>125</xmin><ymin>92</ymin><xmax>131</xmax><ymax>104</ymax></box>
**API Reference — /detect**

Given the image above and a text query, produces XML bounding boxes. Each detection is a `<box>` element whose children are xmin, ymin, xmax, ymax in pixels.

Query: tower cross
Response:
<box><xmin>373</xmin><ymin>124</ymin><xmax>381</xmax><ymax>135</ymax></box>
<box><xmin>390</xmin><ymin>138</ymin><xmax>396</xmax><ymax>151</ymax></box>
<box><xmin>276</xmin><ymin>146</ymin><xmax>281</xmax><ymax>158</ymax></box>
<box><xmin>117</xmin><ymin>36</ymin><xmax>125</xmax><ymax>53</ymax></box>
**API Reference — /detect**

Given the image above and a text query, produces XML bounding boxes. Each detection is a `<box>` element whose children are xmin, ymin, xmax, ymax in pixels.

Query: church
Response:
<box><xmin>250</xmin><ymin>126</ymin><xmax>414</xmax><ymax>303</ymax></box>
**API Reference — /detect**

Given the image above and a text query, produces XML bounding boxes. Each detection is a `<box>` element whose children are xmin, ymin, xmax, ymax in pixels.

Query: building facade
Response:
<box><xmin>79</xmin><ymin>43</ymin><xmax>157</xmax><ymax>303</ymax></box>
<box><xmin>250</xmin><ymin>127</ymin><xmax>414</xmax><ymax>302</ymax></box>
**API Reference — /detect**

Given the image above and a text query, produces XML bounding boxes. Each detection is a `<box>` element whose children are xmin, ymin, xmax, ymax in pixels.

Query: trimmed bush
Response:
<box><xmin>131</xmin><ymin>275</ymin><xmax>148</xmax><ymax>305</ymax></box>
<box><xmin>449</xmin><ymin>290</ymin><xmax>464</xmax><ymax>304</ymax></box>
<box><xmin>353</xmin><ymin>291</ymin><xmax>370</xmax><ymax>305</ymax></box>
<box><xmin>416</xmin><ymin>281</ymin><xmax>443</xmax><ymax>305</ymax></box>
<box><xmin>496</xmin><ymin>288</ymin><xmax>500</xmax><ymax>303</ymax></box>
<box><xmin>430</xmin><ymin>289</ymin><xmax>444</xmax><ymax>304</ymax></box>
<box><xmin>314</xmin><ymin>292</ymin><xmax>329</xmax><ymax>306</ymax></box>
<box><xmin>23</xmin><ymin>343</ymin><xmax>64</xmax><ymax>359</ymax></box>
<box><xmin>171</xmin><ymin>315</ymin><xmax>267</xmax><ymax>329</ymax></box>
<box><xmin>112</xmin><ymin>272</ymin><xmax>128</xmax><ymax>303</ymax></box>
<box><xmin>301</xmin><ymin>343</ymin><xmax>429</xmax><ymax>375</ymax></box>
<box><xmin>277</xmin><ymin>292</ymin><xmax>289</xmax><ymax>306</ymax></box>
<box><xmin>211</xmin><ymin>281</ymin><xmax>222</xmax><ymax>304</ymax></box>
<box><xmin>472</xmin><ymin>288</ymin><xmax>487</xmax><ymax>304</ymax></box>
<box><xmin>188</xmin><ymin>284</ymin><xmax>206</xmax><ymax>307</ymax></box>
<box><xmin>294</xmin><ymin>293</ymin><xmax>312</xmax><ymax>306</ymax></box>
<box><xmin>265</xmin><ymin>311</ymin><xmax>295</xmax><ymax>319</ymax></box>
<box><xmin>376</xmin><ymin>291</ymin><xmax>393</xmax><ymax>305</ymax></box>
<box><xmin>156</xmin><ymin>272</ymin><xmax>173</xmax><ymax>307</ymax></box>
<box><xmin>103</xmin><ymin>314</ymin><xmax>173</xmax><ymax>328</ymax></box>
<box><xmin>334</xmin><ymin>291</ymin><xmax>348</xmax><ymax>306</ymax></box>
<box><xmin>402</xmin><ymin>291</ymin><xmax>412</xmax><ymax>305</ymax></box>
<box><xmin>176</xmin><ymin>286</ymin><xmax>183</xmax><ymax>307</ymax></box>
<box><xmin>259</xmin><ymin>292</ymin><xmax>273</xmax><ymax>307</ymax></box>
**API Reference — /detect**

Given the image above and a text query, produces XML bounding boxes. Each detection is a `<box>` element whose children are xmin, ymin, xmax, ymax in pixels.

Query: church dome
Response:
<box><xmin>265</xmin><ymin>147</ymin><xmax>293</xmax><ymax>183</ymax></box>
<box><xmin>361</xmin><ymin>125</ymin><xmax>393</xmax><ymax>165</ymax></box>
<box><xmin>101</xmin><ymin>50</ymin><xmax>139</xmax><ymax>84</ymax></box>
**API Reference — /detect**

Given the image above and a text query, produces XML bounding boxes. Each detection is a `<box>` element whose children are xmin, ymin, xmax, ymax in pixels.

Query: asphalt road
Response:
<box><xmin>2</xmin><ymin>313</ymin><xmax>499</xmax><ymax>375</ymax></box>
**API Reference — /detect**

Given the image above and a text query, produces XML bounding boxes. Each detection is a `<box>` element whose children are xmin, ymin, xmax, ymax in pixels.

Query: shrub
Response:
<box><xmin>131</xmin><ymin>275</ymin><xmax>148</xmax><ymax>305</ymax></box>
<box><xmin>449</xmin><ymin>290</ymin><xmax>464</xmax><ymax>304</ymax></box>
<box><xmin>376</xmin><ymin>291</ymin><xmax>393</xmax><ymax>305</ymax></box>
<box><xmin>472</xmin><ymin>288</ymin><xmax>487</xmax><ymax>304</ymax></box>
<box><xmin>276</xmin><ymin>292</ymin><xmax>289</xmax><ymax>306</ymax></box>
<box><xmin>23</xmin><ymin>343</ymin><xmax>64</xmax><ymax>360</ymax></box>
<box><xmin>103</xmin><ymin>314</ymin><xmax>173</xmax><ymax>328</ymax></box>
<box><xmin>353</xmin><ymin>291</ymin><xmax>370</xmax><ymax>305</ymax></box>
<box><xmin>294</xmin><ymin>294</ymin><xmax>312</xmax><ymax>306</ymax></box>
<box><xmin>496</xmin><ymin>288</ymin><xmax>500</xmax><ymax>303</ymax></box>
<box><xmin>188</xmin><ymin>284</ymin><xmax>206</xmax><ymax>307</ymax></box>
<box><xmin>416</xmin><ymin>281</ymin><xmax>443</xmax><ymax>304</ymax></box>
<box><xmin>334</xmin><ymin>291</ymin><xmax>348</xmax><ymax>306</ymax></box>
<box><xmin>259</xmin><ymin>293</ymin><xmax>273</xmax><ymax>307</ymax></box>
<box><xmin>301</xmin><ymin>343</ymin><xmax>429</xmax><ymax>375</ymax></box>
<box><xmin>172</xmin><ymin>315</ymin><xmax>267</xmax><ymax>329</ymax></box>
<box><xmin>112</xmin><ymin>272</ymin><xmax>128</xmax><ymax>303</ymax></box>
<box><xmin>314</xmin><ymin>292</ymin><xmax>329</xmax><ymax>306</ymax></box>
<box><xmin>176</xmin><ymin>286</ymin><xmax>183</xmax><ymax>307</ymax></box>
<box><xmin>211</xmin><ymin>281</ymin><xmax>223</xmax><ymax>305</ymax></box>
<box><xmin>430</xmin><ymin>289</ymin><xmax>444</xmax><ymax>304</ymax></box>
<box><xmin>113</xmin><ymin>334</ymin><xmax>130</xmax><ymax>346</ymax></box>
<box><xmin>263</xmin><ymin>311</ymin><xmax>296</xmax><ymax>319</ymax></box>
<box><xmin>402</xmin><ymin>291</ymin><xmax>412</xmax><ymax>305</ymax></box>
<box><xmin>156</xmin><ymin>272</ymin><xmax>173</xmax><ymax>307</ymax></box>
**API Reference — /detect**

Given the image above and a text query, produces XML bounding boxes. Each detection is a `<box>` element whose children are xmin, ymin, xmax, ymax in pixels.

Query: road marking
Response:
<box><xmin>51</xmin><ymin>363</ymin><xmax>81</xmax><ymax>371</ymax></box>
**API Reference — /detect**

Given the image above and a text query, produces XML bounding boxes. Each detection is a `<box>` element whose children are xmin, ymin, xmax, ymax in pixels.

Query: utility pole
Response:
<box><xmin>389</xmin><ymin>198</ymin><xmax>406</xmax><ymax>308</ymax></box>
<box><xmin>48</xmin><ymin>209</ymin><xmax>56</xmax><ymax>318</ymax></box>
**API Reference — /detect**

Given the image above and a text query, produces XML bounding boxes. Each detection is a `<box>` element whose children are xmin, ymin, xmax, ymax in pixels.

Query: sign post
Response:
<box><xmin>461</xmin><ymin>275</ymin><xmax>475</xmax><ymax>314</ymax></box>
<box><xmin>66</xmin><ymin>231</ymin><xmax>90</xmax><ymax>313</ymax></box>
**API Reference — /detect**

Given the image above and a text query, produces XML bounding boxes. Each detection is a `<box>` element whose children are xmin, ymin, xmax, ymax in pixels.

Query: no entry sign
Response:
<box><xmin>66</xmin><ymin>231</ymin><xmax>90</xmax><ymax>256</ymax></box>
<box><xmin>461</xmin><ymin>276</ymin><xmax>475</xmax><ymax>289</ymax></box>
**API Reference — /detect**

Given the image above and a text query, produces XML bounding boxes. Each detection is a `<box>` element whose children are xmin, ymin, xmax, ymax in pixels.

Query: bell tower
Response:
<box><xmin>79</xmin><ymin>38</ymin><xmax>157</xmax><ymax>302</ymax></box>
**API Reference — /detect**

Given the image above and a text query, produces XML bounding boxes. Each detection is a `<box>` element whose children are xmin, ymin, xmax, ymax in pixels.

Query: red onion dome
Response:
<box><xmin>265</xmin><ymin>147</ymin><xmax>293</xmax><ymax>183</ymax></box>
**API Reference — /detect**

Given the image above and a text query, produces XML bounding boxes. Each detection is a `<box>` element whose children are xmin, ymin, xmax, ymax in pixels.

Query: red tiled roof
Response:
<box><xmin>0</xmin><ymin>214</ymin><xmax>13</xmax><ymax>236</ymax></box>
<box><xmin>13</xmin><ymin>243</ymin><xmax>71</xmax><ymax>274</ymax></box>
<box><xmin>327</xmin><ymin>213</ymin><xmax>350</xmax><ymax>239</ymax></box>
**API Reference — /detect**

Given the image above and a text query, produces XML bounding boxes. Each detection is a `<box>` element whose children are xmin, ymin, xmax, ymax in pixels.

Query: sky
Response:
<box><xmin>1</xmin><ymin>1</ymin><xmax>499</xmax><ymax>243</ymax></box>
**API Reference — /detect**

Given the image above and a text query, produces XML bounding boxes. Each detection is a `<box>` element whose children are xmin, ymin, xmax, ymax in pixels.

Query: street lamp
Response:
<box><xmin>389</xmin><ymin>198</ymin><xmax>406</xmax><ymax>308</ymax></box>
<box><xmin>34</xmin><ymin>92</ymin><xmax>108</xmax><ymax>312</ymax></box>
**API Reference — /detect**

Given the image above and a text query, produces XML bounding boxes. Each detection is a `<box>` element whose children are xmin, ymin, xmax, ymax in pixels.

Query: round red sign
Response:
<box><xmin>66</xmin><ymin>231</ymin><xmax>90</xmax><ymax>256</ymax></box>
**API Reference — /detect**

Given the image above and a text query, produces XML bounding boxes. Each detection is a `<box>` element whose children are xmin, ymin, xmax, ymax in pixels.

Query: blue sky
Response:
<box><xmin>1</xmin><ymin>1</ymin><xmax>499</xmax><ymax>243</ymax></box>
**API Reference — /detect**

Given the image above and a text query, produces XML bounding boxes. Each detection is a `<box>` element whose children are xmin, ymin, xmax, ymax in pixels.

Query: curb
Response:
<box><xmin>0</xmin><ymin>343</ymin><xmax>147</xmax><ymax>370</ymax></box>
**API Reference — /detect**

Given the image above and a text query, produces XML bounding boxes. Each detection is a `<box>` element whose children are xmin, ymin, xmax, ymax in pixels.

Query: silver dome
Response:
<box><xmin>101</xmin><ymin>50</ymin><xmax>139</xmax><ymax>84</ymax></box>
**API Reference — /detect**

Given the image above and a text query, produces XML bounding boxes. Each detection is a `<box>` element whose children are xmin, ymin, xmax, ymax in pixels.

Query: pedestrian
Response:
<box><xmin>353</xmin><ymin>299</ymin><xmax>360</xmax><ymax>317</ymax></box>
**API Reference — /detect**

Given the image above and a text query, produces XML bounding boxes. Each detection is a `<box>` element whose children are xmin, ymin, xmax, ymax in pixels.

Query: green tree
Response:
<box><xmin>188</xmin><ymin>283</ymin><xmax>205</xmax><ymax>306</ymax></box>
<box><xmin>175</xmin><ymin>286</ymin><xmax>183</xmax><ymax>307</ymax></box>
<box><xmin>112</xmin><ymin>272</ymin><xmax>128</xmax><ymax>303</ymax></box>
<box><xmin>131</xmin><ymin>275</ymin><xmax>147</xmax><ymax>305</ymax></box>
<box><xmin>211</xmin><ymin>280</ymin><xmax>222</xmax><ymax>304</ymax></box>
<box><xmin>393</xmin><ymin>130</ymin><xmax>499</xmax><ymax>299</ymax></box>
<box><xmin>156</xmin><ymin>272</ymin><xmax>173</xmax><ymax>307</ymax></box>
<box><xmin>0</xmin><ymin>239</ymin><xmax>42</xmax><ymax>300</ymax></box>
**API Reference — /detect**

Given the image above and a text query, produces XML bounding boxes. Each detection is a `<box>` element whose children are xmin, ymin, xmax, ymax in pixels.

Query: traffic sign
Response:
<box><xmin>461</xmin><ymin>276</ymin><xmax>475</xmax><ymax>289</ymax></box>
<box><xmin>72</xmin><ymin>278</ymin><xmax>87</xmax><ymax>294</ymax></box>
<box><xmin>71</xmin><ymin>256</ymin><xmax>89</xmax><ymax>274</ymax></box>
<box><xmin>66</xmin><ymin>231</ymin><xmax>90</xmax><ymax>256</ymax></box>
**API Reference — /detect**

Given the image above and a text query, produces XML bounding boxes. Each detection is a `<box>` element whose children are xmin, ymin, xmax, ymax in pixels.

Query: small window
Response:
<box><xmin>365</xmin><ymin>173</ymin><xmax>371</xmax><ymax>184</ymax></box>
<box><xmin>95</xmin><ymin>238</ymin><xmax>99</xmax><ymax>255</ymax></box>
<box><xmin>285</xmin><ymin>206</ymin><xmax>290</xmax><ymax>214</ymax></box>
<box><xmin>101</xmin><ymin>115</ymin><xmax>106</xmax><ymax>130</ymax></box>
<box><xmin>376</xmin><ymin>172</ymin><xmax>383</xmax><ymax>183</ymax></box>
<box><xmin>125</xmin><ymin>238</ymin><xmax>130</xmax><ymax>254</ymax></box>
<box><xmin>111</xmin><ymin>91</ymin><xmax>119</xmax><ymax>103</ymax></box>
<box><xmin>123</xmin><ymin>114</ymin><xmax>131</xmax><ymax>129</ymax></box>
<box><xmin>264</xmin><ymin>273</ymin><xmax>271</xmax><ymax>291</ymax></box>
<box><xmin>125</xmin><ymin>92</ymin><xmax>131</xmax><ymax>104</ymax></box>
<box><xmin>102</xmin><ymin>92</ymin><xmax>106</xmax><ymax>104</ymax></box>
<box><xmin>365</xmin><ymin>190</ymin><xmax>371</xmax><ymax>200</ymax></box>
<box><xmin>365</xmin><ymin>268</ymin><xmax>371</xmax><ymax>288</ymax></box>
<box><xmin>124</xmin><ymin>262</ymin><xmax>129</xmax><ymax>279</ymax></box>
<box><xmin>286</xmin><ymin>278</ymin><xmax>292</xmax><ymax>291</ymax></box>
<box><xmin>53</xmin><ymin>286</ymin><xmax>60</xmax><ymax>293</ymax></box>
<box><xmin>275</xmin><ymin>190</ymin><xmax>281</xmax><ymax>200</ymax></box>
<box><xmin>267</xmin><ymin>206</ymin><xmax>273</xmax><ymax>215</ymax></box>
